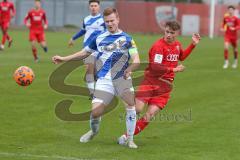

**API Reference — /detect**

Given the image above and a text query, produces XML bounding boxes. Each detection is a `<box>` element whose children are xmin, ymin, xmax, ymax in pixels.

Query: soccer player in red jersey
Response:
<box><xmin>221</xmin><ymin>5</ymin><xmax>240</xmax><ymax>69</ymax></box>
<box><xmin>118</xmin><ymin>21</ymin><xmax>201</xmax><ymax>145</ymax></box>
<box><xmin>0</xmin><ymin>0</ymin><xmax>15</xmax><ymax>50</ymax></box>
<box><xmin>24</xmin><ymin>0</ymin><xmax>48</xmax><ymax>62</ymax></box>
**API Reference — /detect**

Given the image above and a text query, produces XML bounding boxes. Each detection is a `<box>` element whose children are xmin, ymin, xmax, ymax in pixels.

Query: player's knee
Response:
<box><xmin>91</xmin><ymin>111</ymin><xmax>101</xmax><ymax>119</ymax></box>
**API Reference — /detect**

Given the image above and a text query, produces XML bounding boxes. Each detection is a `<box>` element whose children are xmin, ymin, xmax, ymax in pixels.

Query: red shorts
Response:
<box><xmin>0</xmin><ymin>21</ymin><xmax>10</xmax><ymax>30</ymax></box>
<box><xmin>135</xmin><ymin>77</ymin><xmax>173</xmax><ymax>109</ymax></box>
<box><xmin>29</xmin><ymin>30</ymin><xmax>45</xmax><ymax>43</ymax></box>
<box><xmin>224</xmin><ymin>36</ymin><xmax>237</xmax><ymax>48</ymax></box>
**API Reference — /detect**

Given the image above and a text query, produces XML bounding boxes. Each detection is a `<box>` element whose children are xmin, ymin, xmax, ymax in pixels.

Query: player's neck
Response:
<box><xmin>109</xmin><ymin>28</ymin><xmax>121</xmax><ymax>34</ymax></box>
<box><xmin>35</xmin><ymin>7</ymin><xmax>41</xmax><ymax>11</ymax></box>
<box><xmin>91</xmin><ymin>13</ymin><xmax>99</xmax><ymax>17</ymax></box>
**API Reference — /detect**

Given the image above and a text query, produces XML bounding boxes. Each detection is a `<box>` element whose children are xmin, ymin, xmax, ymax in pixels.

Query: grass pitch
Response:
<box><xmin>0</xmin><ymin>30</ymin><xmax>240</xmax><ymax>160</ymax></box>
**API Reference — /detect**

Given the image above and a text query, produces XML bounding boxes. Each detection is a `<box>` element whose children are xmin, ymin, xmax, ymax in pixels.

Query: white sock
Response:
<box><xmin>126</xmin><ymin>107</ymin><xmax>136</xmax><ymax>141</ymax></box>
<box><xmin>90</xmin><ymin>114</ymin><xmax>101</xmax><ymax>134</ymax></box>
<box><xmin>86</xmin><ymin>74</ymin><xmax>95</xmax><ymax>94</ymax></box>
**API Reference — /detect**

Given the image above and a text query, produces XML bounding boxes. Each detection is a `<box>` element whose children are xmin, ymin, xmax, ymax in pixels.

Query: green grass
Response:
<box><xmin>0</xmin><ymin>30</ymin><xmax>240</xmax><ymax>160</ymax></box>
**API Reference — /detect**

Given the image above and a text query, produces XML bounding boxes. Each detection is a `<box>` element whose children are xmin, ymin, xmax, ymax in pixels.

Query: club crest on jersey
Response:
<box><xmin>176</xmin><ymin>45</ymin><xmax>180</xmax><ymax>52</ymax></box>
<box><xmin>103</xmin><ymin>40</ymin><xmax>129</xmax><ymax>53</ymax></box>
<box><xmin>167</xmin><ymin>54</ymin><xmax>179</xmax><ymax>61</ymax></box>
<box><xmin>2</xmin><ymin>6</ymin><xmax>8</xmax><ymax>11</ymax></box>
<box><xmin>154</xmin><ymin>54</ymin><xmax>163</xmax><ymax>63</ymax></box>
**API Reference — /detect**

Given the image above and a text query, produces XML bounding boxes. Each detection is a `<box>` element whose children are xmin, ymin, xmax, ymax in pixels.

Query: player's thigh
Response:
<box><xmin>29</xmin><ymin>31</ymin><xmax>37</xmax><ymax>42</ymax></box>
<box><xmin>93</xmin><ymin>78</ymin><xmax>115</xmax><ymax>106</ymax></box>
<box><xmin>224</xmin><ymin>38</ymin><xmax>230</xmax><ymax>49</ymax></box>
<box><xmin>135</xmin><ymin>98</ymin><xmax>146</xmax><ymax>113</ymax></box>
<box><xmin>115</xmin><ymin>77</ymin><xmax>135</xmax><ymax>106</ymax></box>
<box><xmin>36</xmin><ymin>32</ymin><xmax>45</xmax><ymax>43</ymax></box>
<box><xmin>1</xmin><ymin>21</ymin><xmax>9</xmax><ymax>32</ymax></box>
<box><xmin>145</xmin><ymin>104</ymin><xmax>161</xmax><ymax>120</ymax></box>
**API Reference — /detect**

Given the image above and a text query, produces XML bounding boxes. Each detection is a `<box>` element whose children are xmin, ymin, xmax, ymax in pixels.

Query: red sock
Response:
<box><xmin>6</xmin><ymin>33</ymin><xmax>11</xmax><ymax>41</ymax></box>
<box><xmin>125</xmin><ymin>117</ymin><xmax>149</xmax><ymax>136</ymax></box>
<box><xmin>1</xmin><ymin>33</ymin><xmax>7</xmax><ymax>45</ymax></box>
<box><xmin>32</xmin><ymin>47</ymin><xmax>38</xmax><ymax>60</ymax></box>
<box><xmin>224</xmin><ymin>49</ymin><xmax>228</xmax><ymax>60</ymax></box>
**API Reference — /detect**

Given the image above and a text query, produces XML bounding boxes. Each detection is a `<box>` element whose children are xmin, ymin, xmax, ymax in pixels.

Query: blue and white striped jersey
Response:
<box><xmin>72</xmin><ymin>14</ymin><xmax>106</xmax><ymax>47</ymax></box>
<box><xmin>84</xmin><ymin>30</ymin><xmax>138</xmax><ymax>80</ymax></box>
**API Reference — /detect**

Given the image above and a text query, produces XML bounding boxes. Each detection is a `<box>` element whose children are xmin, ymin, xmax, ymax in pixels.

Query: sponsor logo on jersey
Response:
<box><xmin>33</xmin><ymin>16</ymin><xmax>42</xmax><ymax>21</ymax></box>
<box><xmin>166</xmin><ymin>54</ymin><xmax>179</xmax><ymax>61</ymax></box>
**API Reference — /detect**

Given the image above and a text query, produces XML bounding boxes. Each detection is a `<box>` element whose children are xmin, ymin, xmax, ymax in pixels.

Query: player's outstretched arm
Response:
<box><xmin>52</xmin><ymin>49</ymin><xmax>91</xmax><ymax>64</ymax></box>
<box><xmin>173</xmin><ymin>64</ymin><xmax>185</xmax><ymax>73</ymax></box>
<box><xmin>179</xmin><ymin>33</ymin><xmax>201</xmax><ymax>61</ymax></box>
<box><xmin>124</xmin><ymin>52</ymin><xmax>140</xmax><ymax>79</ymax></box>
<box><xmin>69</xmin><ymin>29</ymin><xmax>87</xmax><ymax>47</ymax></box>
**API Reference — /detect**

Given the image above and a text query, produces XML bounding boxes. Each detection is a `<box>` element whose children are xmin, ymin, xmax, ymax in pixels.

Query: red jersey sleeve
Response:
<box><xmin>179</xmin><ymin>43</ymin><xmax>196</xmax><ymax>61</ymax></box>
<box><xmin>10</xmin><ymin>3</ymin><xmax>15</xmax><ymax>17</ymax></box>
<box><xmin>24</xmin><ymin>11</ymin><xmax>30</xmax><ymax>25</ymax></box>
<box><xmin>149</xmin><ymin>45</ymin><xmax>173</xmax><ymax>74</ymax></box>
<box><xmin>42</xmin><ymin>11</ymin><xmax>48</xmax><ymax>25</ymax></box>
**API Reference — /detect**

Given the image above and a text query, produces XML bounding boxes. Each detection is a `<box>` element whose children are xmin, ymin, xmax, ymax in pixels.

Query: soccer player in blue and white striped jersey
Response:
<box><xmin>69</xmin><ymin>0</ymin><xmax>106</xmax><ymax>98</ymax></box>
<box><xmin>53</xmin><ymin>7</ymin><xmax>140</xmax><ymax>149</ymax></box>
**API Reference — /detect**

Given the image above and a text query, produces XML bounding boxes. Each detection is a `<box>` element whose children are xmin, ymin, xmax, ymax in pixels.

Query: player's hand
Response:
<box><xmin>192</xmin><ymin>33</ymin><xmax>201</xmax><ymax>45</ymax></box>
<box><xmin>173</xmin><ymin>64</ymin><xmax>185</xmax><ymax>73</ymax></box>
<box><xmin>123</xmin><ymin>69</ymin><xmax>132</xmax><ymax>80</ymax></box>
<box><xmin>52</xmin><ymin>55</ymin><xmax>65</xmax><ymax>64</ymax></box>
<box><xmin>68</xmin><ymin>39</ymin><xmax>74</xmax><ymax>47</ymax></box>
<box><xmin>220</xmin><ymin>28</ymin><xmax>225</xmax><ymax>32</ymax></box>
<box><xmin>26</xmin><ymin>23</ymin><xmax>31</xmax><ymax>28</ymax></box>
<box><xmin>229</xmin><ymin>27</ymin><xmax>235</xmax><ymax>31</ymax></box>
<box><xmin>44</xmin><ymin>24</ymin><xmax>48</xmax><ymax>29</ymax></box>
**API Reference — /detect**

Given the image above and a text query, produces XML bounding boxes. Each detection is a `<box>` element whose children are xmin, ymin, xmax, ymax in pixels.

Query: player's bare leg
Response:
<box><xmin>80</xmin><ymin>102</ymin><xmax>105</xmax><ymax>143</ymax></box>
<box><xmin>84</xmin><ymin>63</ymin><xmax>95</xmax><ymax>99</ymax></box>
<box><xmin>31</xmin><ymin>41</ymin><xmax>39</xmax><ymax>62</ymax></box>
<box><xmin>120</xmin><ymin>91</ymin><xmax>138</xmax><ymax>149</ymax></box>
<box><xmin>223</xmin><ymin>42</ymin><xmax>230</xmax><ymax>69</ymax></box>
<box><xmin>40</xmin><ymin>41</ymin><xmax>48</xmax><ymax>53</ymax></box>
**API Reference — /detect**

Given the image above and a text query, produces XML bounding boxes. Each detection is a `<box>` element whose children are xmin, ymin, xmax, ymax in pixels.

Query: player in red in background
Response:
<box><xmin>0</xmin><ymin>0</ymin><xmax>15</xmax><ymax>50</ymax></box>
<box><xmin>118</xmin><ymin>21</ymin><xmax>201</xmax><ymax>145</ymax></box>
<box><xmin>221</xmin><ymin>5</ymin><xmax>240</xmax><ymax>69</ymax></box>
<box><xmin>24</xmin><ymin>0</ymin><xmax>48</xmax><ymax>62</ymax></box>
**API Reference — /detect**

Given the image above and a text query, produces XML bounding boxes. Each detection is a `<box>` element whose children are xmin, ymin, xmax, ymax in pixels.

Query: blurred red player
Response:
<box><xmin>221</xmin><ymin>5</ymin><xmax>240</xmax><ymax>69</ymax></box>
<box><xmin>24</xmin><ymin>0</ymin><xmax>48</xmax><ymax>62</ymax></box>
<box><xmin>118</xmin><ymin>21</ymin><xmax>201</xmax><ymax>145</ymax></box>
<box><xmin>0</xmin><ymin>0</ymin><xmax>15</xmax><ymax>50</ymax></box>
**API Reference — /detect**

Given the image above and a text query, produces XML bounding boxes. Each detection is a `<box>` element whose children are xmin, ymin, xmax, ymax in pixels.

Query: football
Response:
<box><xmin>13</xmin><ymin>66</ymin><xmax>35</xmax><ymax>86</ymax></box>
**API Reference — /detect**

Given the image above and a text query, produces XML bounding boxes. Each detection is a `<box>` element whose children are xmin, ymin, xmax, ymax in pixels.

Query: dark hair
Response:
<box><xmin>103</xmin><ymin>7</ymin><xmax>119</xmax><ymax>17</ymax></box>
<box><xmin>228</xmin><ymin>5</ymin><xmax>235</xmax><ymax>10</ymax></box>
<box><xmin>89</xmin><ymin>0</ymin><xmax>100</xmax><ymax>5</ymax></box>
<box><xmin>165</xmin><ymin>21</ymin><xmax>181</xmax><ymax>31</ymax></box>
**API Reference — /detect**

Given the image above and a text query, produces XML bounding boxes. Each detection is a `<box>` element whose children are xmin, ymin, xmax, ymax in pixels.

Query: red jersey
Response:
<box><xmin>222</xmin><ymin>15</ymin><xmax>240</xmax><ymax>39</ymax></box>
<box><xmin>24</xmin><ymin>8</ymin><xmax>48</xmax><ymax>32</ymax></box>
<box><xmin>144</xmin><ymin>38</ymin><xmax>195</xmax><ymax>81</ymax></box>
<box><xmin>0</xmin><ymin>1</ymin><xmax>15</xmax><ymax>22</ymax></box>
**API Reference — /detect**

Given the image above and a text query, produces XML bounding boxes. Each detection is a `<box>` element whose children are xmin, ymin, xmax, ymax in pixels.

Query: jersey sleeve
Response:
<box><xmin>24</xmin><ymin>11</ymin><xmax>30</xmax><ymax>25</ymax></box>
<box><xmin>10</xmin><ymin>3</ymin><xmax>16</xmax><ymax>16</ymax></box>
<box><xmin>84</xmin><ymin>36</ymin><xmax>98</xmax><ymax>53</ymax></box>
<box><xmin>43</xmin><ymin>11</ymin><xmax>48</xmax><ymax>25</ymax></box>
<box><xmin>129</xmin><ymin>39</ymin><xmax>138</xmax><ymax>56</ymax></box>
<box><xmin>72</xmin><ymin>20</ymin><xmax>86</xmax><ymax>40</ymax></box>
<box><xmin>179</xmin><ymin>43</ymin><xmax>195</xmax><ymax>61</ymax></box>
<box><xmin>148</xmin><ymin>45</ymin><xmax>173</xmax><ymax>73</ymax></box>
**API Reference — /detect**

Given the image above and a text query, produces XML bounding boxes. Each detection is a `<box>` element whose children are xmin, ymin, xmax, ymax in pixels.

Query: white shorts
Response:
<box><xmin>92</xmin><ymin>77</ymin><xmax>134</xmax><ymax>105</ymax></box>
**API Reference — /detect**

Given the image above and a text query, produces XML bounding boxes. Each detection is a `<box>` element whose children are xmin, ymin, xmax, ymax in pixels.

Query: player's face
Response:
<box><xmin>89</xmin><ymin>2</ymin><xmax>100</xmax><ymax>16</ymax></box>
<box><xmin>35</xmin><ymin>1</ymin><xmax>41</xmax><ymax>9</ymax></box>
<box><xmin>164</xmin><ymin>26</ymin><xmax>179</xmax><ymax>43</ymax></box>
<box><xmin>104</xmin><ymin>13</ymin><xmax>119</xmax><ymax>33</ymax></box>
<box><xmin>228</xmin><ymin>8</ymin><xmax>235</xmax><ymax>16</ymax></box>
